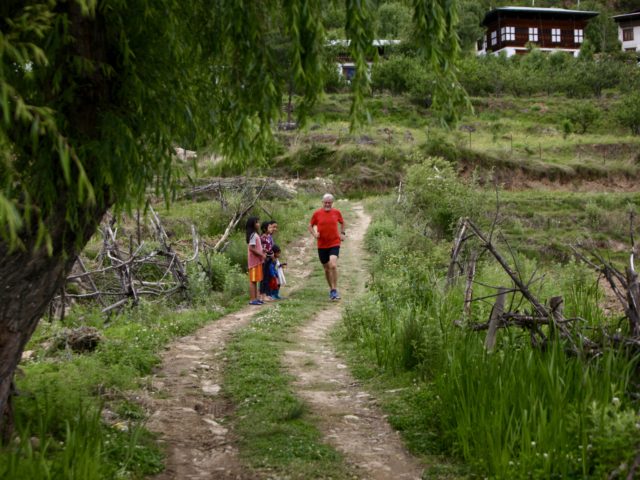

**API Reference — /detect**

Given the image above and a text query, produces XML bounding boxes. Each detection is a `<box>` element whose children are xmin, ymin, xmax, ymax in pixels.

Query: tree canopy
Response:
<box><xmin>0</xmin><ymin>0</ymin><xmax>467</xmax><ymax>435</ymax></box>
<box><xmin>0</xmin><ymin>0</ymin><xmax>466</xmax><ymax>249</ymax></box>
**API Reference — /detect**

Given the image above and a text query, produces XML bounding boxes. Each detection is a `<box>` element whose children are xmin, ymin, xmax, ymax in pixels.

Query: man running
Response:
<box><xmin>308</xmin><ymin>193</ymin><xmax>346</xmax><ymax>300</ymax></box>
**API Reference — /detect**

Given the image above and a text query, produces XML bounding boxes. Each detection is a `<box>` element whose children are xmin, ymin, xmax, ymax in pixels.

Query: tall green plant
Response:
<box><xmin>405</xmin><ymin>154</ymin><xmax>485</xmax><ymax>237</ymax></box>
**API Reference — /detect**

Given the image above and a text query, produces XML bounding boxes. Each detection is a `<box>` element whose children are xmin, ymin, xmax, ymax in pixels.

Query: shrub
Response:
<box><xmin>404</xmin><ymin>154</ymin><xmax>485</xmax><ymax>238</ymax></box>
<box><xmin>564</xmin><ymin>101</ymin><xmax>600</xmax><ymax>134</ymax></box>
<box><xmin>371</xmin><ymin>54</ymin><xmax>423</xmax><ymax>95</ymax></box>
<box><xmin>224</xmin><ymin>236</ymin><xmax>248</xmax><ymax>271</ymax></box>
<box><xmin>322</xmin><ymin>55</ymin><xmax>348</xmax><ymax>93</ymax></box>
<box><xmin>198</xmin><ymin>250</ymin><xmax>240</xmax><ymax>292</ymax></box>
<box><xmin>614</xmin><ymin>93</ymin><xmax>640</xmax><ymax>135</ymax></box>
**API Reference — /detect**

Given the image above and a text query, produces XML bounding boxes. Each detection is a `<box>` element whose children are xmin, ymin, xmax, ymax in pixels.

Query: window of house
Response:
<box><xmin>552</xmin><ymin>28</ymin><xmax>561</xmax><ymax>43</ymax></box>
<box><xmin>501</xmin><ymin>26</ymin><xmax>515</xmax><ymax>42</ymax></box>
<box><xmin>528</xmin><ymin>27</ymin><xmax>539</xmax><ymax>42</ymax></box>
<box><xmin>623</xmin><ymin>28</ymin><xmax>634</xmax><ymax>42</ymax></box>
<box><xmin>491</xmin><ymin>30</ymin><xmax>497</xmax><ymax>46</ymax></box>
<box><xmin>574</xmin><ymin>29</ymin><xmax>583</xmax><ymax>43</ymax></box>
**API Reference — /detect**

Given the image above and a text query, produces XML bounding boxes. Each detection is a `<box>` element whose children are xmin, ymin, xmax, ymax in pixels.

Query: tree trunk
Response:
<box><xmin>0</xmin><ymin>202</ymin><xmax>108</xmax><ymax>438</ymax></box>
<box><xmin>0</xmin><ymin>1</ymin><xmax>113</xmax><ymax>438</ymax></box>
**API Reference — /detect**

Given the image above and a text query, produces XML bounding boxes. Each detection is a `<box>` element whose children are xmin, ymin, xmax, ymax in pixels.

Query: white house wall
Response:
<box><xmin>480</xmin><ymin>47</ymin><xmax>580</xmax><ymax>57</ymax></box>
<box><xmin>619</xmin><ymin>25</ymin><xmax>640</xmax><ymax>51</ymax></box>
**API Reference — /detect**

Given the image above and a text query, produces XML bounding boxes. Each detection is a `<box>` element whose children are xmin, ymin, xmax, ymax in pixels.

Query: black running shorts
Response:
<box><xmin>318</xmin><ymin>246</ymin><xmax>340</xmax><ymax>264</ymax></box>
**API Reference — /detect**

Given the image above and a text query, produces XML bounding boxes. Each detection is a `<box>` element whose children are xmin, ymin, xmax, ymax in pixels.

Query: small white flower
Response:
<box><xmin>543</xmin><ymin>453</ymin><xmax>549</xmax><ymax>459</ymax></box>
<box><xmin>612</xmin><ymin>397</ymin><xmax>621</xmax><ymax>406</ymax></box>
<box><xmin>531</xmin><ymin>441</ymin><xmax>536</xmax><ymax>447</ymax></box>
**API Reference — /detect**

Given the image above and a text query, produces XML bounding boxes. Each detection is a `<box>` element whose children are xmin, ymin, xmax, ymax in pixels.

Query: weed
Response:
<box><xmin>339</xmin><ymin>195</ymin><xmax>640</xmax><ymax>479</ymax></box>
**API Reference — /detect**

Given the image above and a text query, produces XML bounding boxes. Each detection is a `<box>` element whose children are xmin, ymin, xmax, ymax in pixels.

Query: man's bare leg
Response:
<box><xmin>323</xmin><ymin>263</ymin><xmax>332</xmax><ymax>289</ymax></box>
<box><xmin>327</xmin><ymin>255</ymin><xmax>338</xmax><ymax>291</ymax></box>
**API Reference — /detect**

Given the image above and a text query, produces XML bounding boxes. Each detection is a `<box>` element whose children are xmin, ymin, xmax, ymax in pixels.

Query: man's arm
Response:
<box><xmin>309</xmin><ymin>212</ymin><xmax>320</xmax><ymax>238</ymax></box>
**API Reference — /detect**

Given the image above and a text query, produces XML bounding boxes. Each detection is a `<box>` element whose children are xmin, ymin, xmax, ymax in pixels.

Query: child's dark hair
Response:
<box><xmin>272</xmin><ymin>244</ymin><xmax>281</xmax><ymax>254</ymax></box>
<box><xmin>246</xmin><ymin>216</ymin><xmax>259</xmax><ymax>243</ymax></box>
<box><xmin>261</xmin><ymin>219</ymin><xmax>276</xmax><ymax>234</ymax></box>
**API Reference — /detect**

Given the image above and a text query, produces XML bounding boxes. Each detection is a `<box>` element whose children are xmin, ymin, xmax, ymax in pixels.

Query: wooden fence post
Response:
<box><xmin>485</xmin><ymin>287</ymin><xmax>507</xmax><ymax>351</ymax></box>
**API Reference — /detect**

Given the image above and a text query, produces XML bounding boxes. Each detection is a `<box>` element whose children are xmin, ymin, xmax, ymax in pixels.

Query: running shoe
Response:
<box><xmin>333</xmin><ymin>290</ymin><xmax>341</xmax><ymax>300</ymax></box>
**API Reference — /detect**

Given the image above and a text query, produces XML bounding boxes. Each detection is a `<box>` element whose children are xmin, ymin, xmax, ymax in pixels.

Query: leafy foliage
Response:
<box><xmin>342</xmin><ymin>195</ymin><xmax>640</xmax><ymax>478</ymax></box>
<box><xmin>614</xmin><ymin>93</ymin><xmax>640</xmax><ymax>136</ymax></box>
<box><xmin>404</xmin><ymin>154</ymin><xmax>485</xmax><ymax>237</ymax></box>
<box><xmin>564</xmin><ymin>101</ymin><xmax>601</xmax><ymax>134</ymax></box>
<box><xmin>0</xmin><ymin>0</ymin><xmax>468</xmax><ymax>249</ymax></box>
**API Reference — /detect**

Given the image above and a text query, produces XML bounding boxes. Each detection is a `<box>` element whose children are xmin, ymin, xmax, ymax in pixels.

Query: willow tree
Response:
<box><xmin>0</xmin><ymin>0</ymin><xmax>465</xmax><ymax>436</ymax></box>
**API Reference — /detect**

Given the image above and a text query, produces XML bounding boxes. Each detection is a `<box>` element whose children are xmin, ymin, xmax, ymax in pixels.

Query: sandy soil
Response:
<box><xmin>283</xmin><ymin>204</ymin><xmax>425</xmax><ymax>479</ymax></box>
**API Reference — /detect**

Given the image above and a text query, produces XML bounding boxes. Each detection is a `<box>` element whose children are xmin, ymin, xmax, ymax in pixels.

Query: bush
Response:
<box><xmin>614</xmin><ymin>93</ymin><xmax>640</xmax><ymax>135</ymax></box>
<box><xmin>371</xmin><ymin>54</ymin><xmax>424</xmax><ymax>95</ymax></box>
<box><xmin>224</xmin><ymin>236</ymin><xmax>248</xmax><ymax>271</ymax></box>
<box><xmin>322</xmin><ymin>55</ymin><xmax>347</xmax><ymax>93</ymax></box>
<box><xmin>564</xmin><ymin>101</ymin><xmax>600</xmax><ymax>134</ymax></box>
<box><xmin>456</xmin><ymin>52</ymin><xmax>636</xmax><ymax>99</ymax></box>
<box><xmin>198</xmin><ymin>250</ymin><xmax>232</xmax><ymax>291</ymax></box>
<box><xmin>404</xmin><ymin>154</ymin><xmax>485</xmax><ymax>238</ymax></box>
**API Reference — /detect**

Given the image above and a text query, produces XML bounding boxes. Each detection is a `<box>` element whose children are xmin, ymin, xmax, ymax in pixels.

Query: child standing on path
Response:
<box><xmin>270</xmin><ymin>245</ymin><xmax>286</xmax><ymax>300</ymax></box>
<box><xmin>260</xmin><ymin>220</ymin><xmax>276</xmax><ymax>301</ymax></box>
<box><xmin>246</xmin><ymin>216</ymin><xmax>266</xmax><ymax>305</ymax></box>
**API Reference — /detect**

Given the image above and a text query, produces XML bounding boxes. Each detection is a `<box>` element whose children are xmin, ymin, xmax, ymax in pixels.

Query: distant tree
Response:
<box><xmin>570</xmin><ymin>57</ymin><xmax>622</xmax><ymax>97</ymax></box>
<box><xmin>579</xmin><ymin>38</ymin><xmax>596</xmax><ymax>60</ymax></box>
<box><xmin>457</xmin><ymin>0</ymin><xmax>485</xmax><ymax>52</ymax></box>
<box><xmin>614</xmin><ymin>93</ymin><xmax>640</xmax><ymax>135</ymax></box>
<box><xmin>585</xmin><ymin>9</ymin><xmax>621</xmax><ymax>53</ymax></box>
<box><xmin>375</xmin><ymin>1</ymin><xmax>412</xmax><ymax>40</ymax></box>
<box><xmin>564</xmin><ymin>101</ymin><xmax>601</xmax><ymax>134</ymax></box>
<box><xmin>0</xmin><ymin>0</ymin><xmax>467</xmax><ymax>438</ymax></box>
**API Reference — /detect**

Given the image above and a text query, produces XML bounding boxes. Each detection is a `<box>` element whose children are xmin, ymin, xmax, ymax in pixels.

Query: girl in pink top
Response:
<box><xmin>246</xmin><ymin>216</ymin><xmax>266</xmax><ymax>305</ymax></box>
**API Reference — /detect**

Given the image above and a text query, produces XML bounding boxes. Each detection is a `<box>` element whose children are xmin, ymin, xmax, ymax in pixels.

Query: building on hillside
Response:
<box><xmin>613</xmin><ymin>10</ymin><xmax>640</xmax><ymax>54</ymax></box>
<box><xmin>328</xmin><ymin>39</ymin><xmax>401</xmax><ymax>80</ymax></box>
<box><xmin>477</xmin><ymin>7</ymin><xmax>598</xmax><ymax>57</ymax></box>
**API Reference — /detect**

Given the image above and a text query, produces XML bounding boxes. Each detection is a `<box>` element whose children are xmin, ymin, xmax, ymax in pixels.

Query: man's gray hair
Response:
<box><xmin>322</xmin><ymin>193</ymin><xmax>335</xmax><ymax>202</ymax></box>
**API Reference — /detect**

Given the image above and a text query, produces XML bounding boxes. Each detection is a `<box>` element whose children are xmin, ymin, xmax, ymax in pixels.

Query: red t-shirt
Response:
<box><xmin>310</xmin><ymin>208</ymin><xmax>344</xmax><ymax>249</ymax></box>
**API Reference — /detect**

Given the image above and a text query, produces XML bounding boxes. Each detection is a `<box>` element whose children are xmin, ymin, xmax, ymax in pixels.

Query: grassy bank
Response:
<box><xmin>337</xmin><ymin>193</ymin><xmax>640</xmax><ymax>479</ymax></box>
<box><xmin>234</xmin><ymin>93</ymin><xmax>640</xmax><ymax>193</ymax></box>
<box><xmin>0</xmin><ymin>194</ymin><xmax>316</xmax><ymax>479</ymax></box>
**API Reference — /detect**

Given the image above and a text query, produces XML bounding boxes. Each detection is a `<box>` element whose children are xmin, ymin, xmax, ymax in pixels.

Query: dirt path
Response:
<box><xmin>143</xmin><ymin>232</ymin><xmax>315</xmax><ymax>479</ymax></box>
<box><xmin>283</xmin><ymin>203</ymin><xmax>425</xmax><ymax>480</ymax></box>
<box><xmin>143</xmin><ymin>201</ymin><xmax>423</xmax><ymax>479</ymax></box>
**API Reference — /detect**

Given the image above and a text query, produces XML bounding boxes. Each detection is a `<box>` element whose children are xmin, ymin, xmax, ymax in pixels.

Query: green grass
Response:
<box><xmin>335</xmin><ymin>195</ymin><xmax>640</xmax><ymax>479</ymax></box>
<box><xmin>497</xmin><ymin>190</ymin><xmax>640</xmax><ymax>262</ymax></box>
<box><xmin>223</xmin><ymin>267</ymin><xmax>354</xmax><ymax>479</ymax></box>
<box><xmin>264</xmin><ymin>93</ymin><xmax>640</xmax><ymax>192</ymax></box>
<box><xmin>2</xmin><ymin>301</ymin><xmax>231</xmax><ymax>479</ymax></box>
<box><xmin>1</xmin><ymin>193</ymin><xmax>316</xmax><ymax>478</ymax></box>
